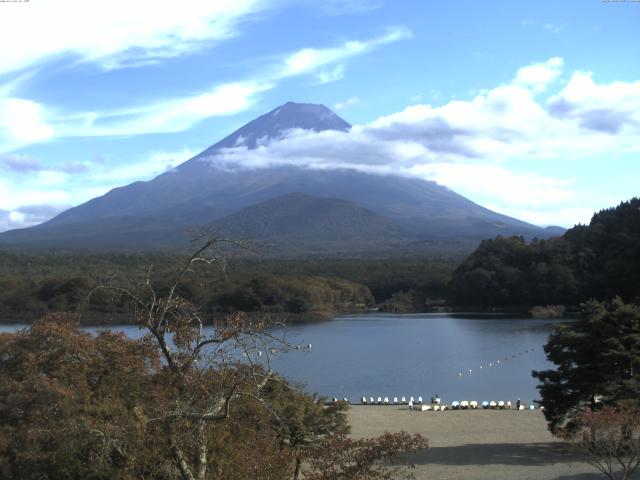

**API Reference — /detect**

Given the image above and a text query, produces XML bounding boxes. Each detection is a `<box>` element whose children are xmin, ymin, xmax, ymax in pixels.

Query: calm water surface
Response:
<box><xmin>1</xmin><ymin>313</ymin><xmax>565</xmax><ymax>405</ymax></box>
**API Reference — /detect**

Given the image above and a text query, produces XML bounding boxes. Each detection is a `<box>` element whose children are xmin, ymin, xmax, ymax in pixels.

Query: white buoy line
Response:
<box><xmin>240</xmin><ymin>343</ymin><xmax>312</xmax><ymax>357</ymax></box>
<box><xmin>455</xmin><ymin>346</ymin><xmax>537</xmax><ymax>378</ymax></box>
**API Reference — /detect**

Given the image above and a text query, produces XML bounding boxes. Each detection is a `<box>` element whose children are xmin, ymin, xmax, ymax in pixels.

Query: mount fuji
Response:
<box><xmin>0</xmin><ymin>102</ymin><xmax>560</xmax><ymax>254</ymax></box>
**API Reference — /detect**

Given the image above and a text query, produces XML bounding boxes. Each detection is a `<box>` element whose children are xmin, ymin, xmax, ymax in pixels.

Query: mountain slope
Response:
<box><xmin>212</xmin><ymin>192</ymin><xmax>414</xmax><ymax>254</ymax></box>
<box><xmin>40</xmin><ymin>102</ymin><xmax>351</xmax><ymax>227</ymax></box>
<box><xmin>0</xmin><ymin>101</ymin><xmax>561</xmax><ymax>253</ymax></box>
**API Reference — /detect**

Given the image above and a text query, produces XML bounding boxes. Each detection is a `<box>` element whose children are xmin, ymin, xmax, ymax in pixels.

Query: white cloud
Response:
<box><xmin>406</xmin><ymin>163</ymin><xmax>573</xmax><ymax>207</ymax></box>
<box><xmin>548</xmin><ymin>71</ymin><xmax>640</xmax><ymax>134</ymax></box>
<box><xmin>334</xmin><ymin>96</ymin><xmax>360</xmax><ymax>111</ymax></box>
<box><xmin>0</xmin><ymin>97</ymin><xmax>54</xmax><ymax>151</ymax></box>
<box><xmin>487</xmin><ymin>205</ymin><xmax>594</xmax><ymax>229</ymax></box>
<box><xmin>514</xmin><ymin>57</ymin><xmax>564</xmax><ymax>93</ymax></box>
<box><xmin>0</xmin><ymin>0</ymin><xmax>267</xmax><ymax>75</ymax></box>
<box><xmin>0</xmin><ymin>178</ymin><xmax>70</xmax><ymax>212</ymax></box>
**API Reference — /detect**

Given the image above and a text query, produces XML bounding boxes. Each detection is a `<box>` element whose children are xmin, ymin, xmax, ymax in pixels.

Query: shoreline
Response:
<box><xmin>0</xmin><ymin>307</ymin><xmax>572</xmax><ymax>327</ymax></box>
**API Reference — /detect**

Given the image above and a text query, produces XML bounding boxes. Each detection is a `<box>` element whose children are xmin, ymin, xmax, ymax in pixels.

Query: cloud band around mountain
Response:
<box><xmin>204</xmin><ymin>57</ymin><xmax>640</xmax><ymax>226</ymax></box>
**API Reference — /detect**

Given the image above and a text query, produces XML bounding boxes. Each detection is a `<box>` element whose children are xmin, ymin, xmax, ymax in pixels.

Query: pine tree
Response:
<box><xmin>533</xmin><ymin>297</ymin><xmax>640</xmax><ymax>432</ymax></box>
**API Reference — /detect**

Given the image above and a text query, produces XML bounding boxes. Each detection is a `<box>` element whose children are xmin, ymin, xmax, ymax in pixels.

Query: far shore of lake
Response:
<box><xmin>0</xmin><ymin>304</ymin><xmax>576</xmax><ymax>327</ymax></box>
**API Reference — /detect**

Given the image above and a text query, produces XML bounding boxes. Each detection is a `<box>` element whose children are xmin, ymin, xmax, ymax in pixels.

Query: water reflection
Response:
<box><xmin>266</xmin><ymin>314</ymin><xmax>567</xmax><ymax>404</ymax></box>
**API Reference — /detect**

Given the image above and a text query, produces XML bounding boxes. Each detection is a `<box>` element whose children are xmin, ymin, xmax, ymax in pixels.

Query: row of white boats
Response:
<box><xmin>358</xmin><ymin>396</ymin><xmax>434</xmax><ymax>406</ymax></box>
<box><xmin>330</xmin><ymin>396</ymin><xmax>540</xmax><ymax>411</ymax></box>
<box><xmin>422</xmin><ymin>400</ymin><xmax>539</xmax><ymax>411</ymax></box>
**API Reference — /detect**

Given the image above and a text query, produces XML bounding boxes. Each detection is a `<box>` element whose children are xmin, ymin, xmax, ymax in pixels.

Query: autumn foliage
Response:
<box><xmin>0</xmin><ymin>236</ymin><xmax>428</xmax><ymax>479</ymax></box>
<box><xmin>562</xmin><ymin>407</ymin><xmax>640</xmax><ymax>480</ymax></box>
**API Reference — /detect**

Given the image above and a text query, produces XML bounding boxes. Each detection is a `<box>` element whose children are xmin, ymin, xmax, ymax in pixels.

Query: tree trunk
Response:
<box><xmin>293</xmin><ymin>456</ymin><xmax>302</xmax><ymax>480</ymax></box>
<box><xmin>197</xmin><ymin>420</ymin><xmax>207</xmax><ymax>480</ymax></box>
<box><xmin>166</xmin><ymin>420</ymin><xmax>196</xmax><ymax>480</ymax></box>
<box><xmin>171</xmin><ymin>440</ymin><xmax>196</xmax><ymax>480</ymax></box>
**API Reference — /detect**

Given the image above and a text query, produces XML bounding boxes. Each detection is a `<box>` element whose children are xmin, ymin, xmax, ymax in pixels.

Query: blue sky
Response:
<box><xmin>0</xmin><ymin>0</ymin><xmax>639</xmax><ymax>231</ymax></box>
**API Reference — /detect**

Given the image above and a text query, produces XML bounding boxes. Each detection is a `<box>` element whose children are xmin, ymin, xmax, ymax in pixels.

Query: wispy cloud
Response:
<box><xmin>278</xmin><ymin>26</ymin><xmax>411</xmax><ymax>78</ymax></box>
<box><xmin>334</xmin><ymin>96</ymin><xmax>360</xmax><ymax>111</ymax></box>
<box><xmin>520</xmin><ymin>19</ymin><xmax>563</xmax><ymax>34</ymax></box>
<box><xmin>0</xmin><ymin>27</ymin><xmax>411</xmax><ymax>153</ymax></box>
<box><xmin>544</xmin><ymin>22</ymin><xmax>562</xmax><ymax>34</ymax></box>
<box><xmin>321</xmin><ymin>0</ymin><xmax>383</xmax><ymax>16</ymax></box>
<box><xmin>0</xmin><ymin>153</ymin><xmax>90</xmax><ymax>174</ymax></box>
<box><xmin>59</xmin><ymin>81</ymin><xmax>272</xmax><ymax>138</ymax></box>
<box><xmin>315</xmin><ymin>64</ymin><xmax>345</xmax><ymax>84</ymax></box>
<box><xmin>87</xmin><ymin>148</ymin><xmax>201</xmax><ymax>184</ymax></box>
<box><xmin>0</xmin><ymin>0</ymin><xmax>268</xmax><ymax>76</ymax></box>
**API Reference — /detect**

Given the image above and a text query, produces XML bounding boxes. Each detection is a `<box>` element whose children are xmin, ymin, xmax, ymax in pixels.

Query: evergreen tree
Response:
<box><xmin>533</xmin><ymin>298</ymin><xmax>640</xmax><ymax>432</ymax></box>
<box><xmin>448</xmin><ymin>197</ymin><xmax>640</xmax><ymax>307</ymax></box>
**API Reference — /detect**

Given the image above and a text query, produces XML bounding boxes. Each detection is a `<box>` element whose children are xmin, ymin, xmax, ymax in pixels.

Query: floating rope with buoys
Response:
<box><xmin>456</xmin><ymin>346</ymin><xmax>537</xmax><ymax>378</ymax></box>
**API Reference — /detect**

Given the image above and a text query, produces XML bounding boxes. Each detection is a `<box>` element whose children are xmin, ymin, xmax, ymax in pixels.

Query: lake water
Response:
<box><xmin>0</xmin><ymin>313</ymin><xmax>564</xmax><ymax>405</ymax></box>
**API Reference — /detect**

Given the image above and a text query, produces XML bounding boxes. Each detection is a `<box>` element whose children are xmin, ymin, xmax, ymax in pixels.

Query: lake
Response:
<box><xmin>1</xmin><ymin>313</ymin><xmax>564</xmax><ymax>405</ymax></box>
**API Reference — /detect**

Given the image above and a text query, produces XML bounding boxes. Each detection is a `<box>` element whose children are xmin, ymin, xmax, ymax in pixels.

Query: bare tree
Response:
<box><xmin>78</xmin><ymin>233</ymin><xmax>428</xmax><ymax>480</ymax></box>
<box><xmin>561</xmin><ymin>407</ymin><xmax>640</xmax><ymax>480</ymax></box>
<box><xmin>90</xmin><ymin>235</ymin><xmax>288</xmax><ymax>480</ymax></box>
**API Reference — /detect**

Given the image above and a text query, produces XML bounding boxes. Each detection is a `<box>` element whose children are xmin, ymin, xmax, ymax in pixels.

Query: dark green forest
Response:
<box><xmin>0</xmin><ymin>252</ymin><xmax>455</xmax><ymax>323</ymax></box>
<box><xmin>448</xmin><ymin>198</ymin><xmax>640</xmax><ymax>307</ymax></box>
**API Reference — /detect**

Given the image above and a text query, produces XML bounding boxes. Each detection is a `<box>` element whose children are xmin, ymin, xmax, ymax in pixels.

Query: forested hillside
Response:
<box><xmin>0</xmin><ymin>252</ymin><xmax>455</xmax><ymax>323</ymax></box>
<box><xmin>448</xmin><ymin>198</ymin><xmax>640</xmax><ymax>306</ymax></box>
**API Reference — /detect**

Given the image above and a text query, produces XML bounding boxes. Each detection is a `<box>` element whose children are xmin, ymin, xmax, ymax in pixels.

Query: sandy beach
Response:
<box><xmin>347</xmin><ymin>405</ymin><xmax>638</xmax><ymax>480</ymax></box>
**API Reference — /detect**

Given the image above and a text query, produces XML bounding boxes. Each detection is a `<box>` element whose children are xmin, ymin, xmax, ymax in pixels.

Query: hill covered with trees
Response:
<box><xmin>448</xmin><ymin>198</ymin><xmax>640</xmax><ymax>307</ymax></box>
